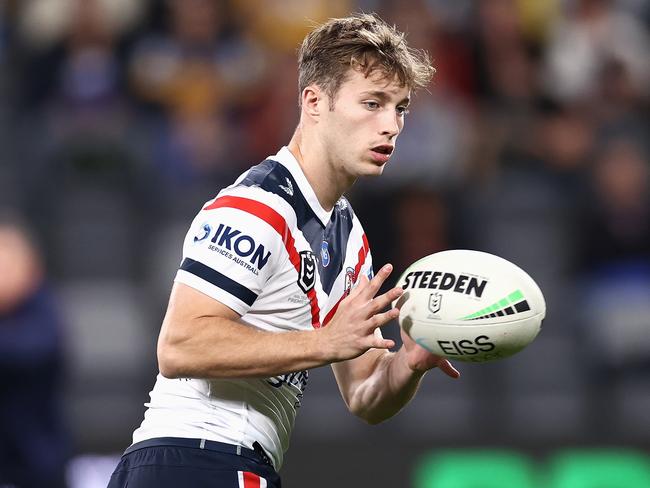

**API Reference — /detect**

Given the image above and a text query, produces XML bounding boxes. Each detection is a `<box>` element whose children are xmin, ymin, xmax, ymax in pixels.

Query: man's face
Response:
<box><xmin>317</xmin><ymin>68</ymin><xmax>411</xmax><ymax>179</ymax></box>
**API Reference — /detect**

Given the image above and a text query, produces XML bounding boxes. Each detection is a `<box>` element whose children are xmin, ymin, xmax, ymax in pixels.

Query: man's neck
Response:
<box><xmin>287</xmin><ymin>130</ymin><xmax>354</xmax><ymax>212</ymax></box>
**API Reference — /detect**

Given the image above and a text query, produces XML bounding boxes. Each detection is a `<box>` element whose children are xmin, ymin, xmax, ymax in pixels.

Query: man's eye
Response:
<box><xmin>397</xmin><ymin>106</ymin><xmax>410</xmax><ymax>116</ymax></box>
<box><xmin>365</xmin><ymin>101</ymin><xmax>379</xmax><ymax>110</ymax></box>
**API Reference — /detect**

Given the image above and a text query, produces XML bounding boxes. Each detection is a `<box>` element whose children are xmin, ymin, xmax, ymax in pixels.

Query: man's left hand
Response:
<box><xmin>400</xmin><ymin>329</ymin><xmax>460</xmax><ymax>378</ymax></box>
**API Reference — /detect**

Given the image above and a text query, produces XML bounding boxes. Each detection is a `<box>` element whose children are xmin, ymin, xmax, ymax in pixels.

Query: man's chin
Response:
<box><xmin>363</xmin><ymin>163</ymin><xmax>386</xmax><ymax>176</ymax></box>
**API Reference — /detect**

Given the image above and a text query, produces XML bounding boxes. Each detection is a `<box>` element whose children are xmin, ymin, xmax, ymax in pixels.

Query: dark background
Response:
<box><xmin>0</xmin><ymin>0</ymin><xmax>648</xmax><ymax>486</ymax></box>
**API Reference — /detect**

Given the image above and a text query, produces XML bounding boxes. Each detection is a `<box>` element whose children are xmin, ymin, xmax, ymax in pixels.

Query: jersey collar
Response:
<box><xmin>271</xmin><ymin>146</ymin><xmax>333</xmax><ymax>227</ymax></box>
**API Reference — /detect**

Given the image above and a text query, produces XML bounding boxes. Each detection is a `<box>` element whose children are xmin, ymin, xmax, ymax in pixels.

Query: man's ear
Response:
<box><xmin>301</xmin><ymin>85</ymin><xmax>326</xmax><ymax>120</ymax></box>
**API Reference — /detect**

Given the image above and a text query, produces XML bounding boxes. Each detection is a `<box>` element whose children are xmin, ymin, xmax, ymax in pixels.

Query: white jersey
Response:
<box><xmin>133</xmin><ymin>147</ymin><xmax>374</xmax><ymax>469</ymax></box>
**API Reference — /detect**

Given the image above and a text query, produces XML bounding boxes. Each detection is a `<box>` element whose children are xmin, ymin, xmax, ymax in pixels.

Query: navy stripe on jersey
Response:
<box><xmin>320</xmin><ymin>210</ymin><xmax>354</xmax><ymax>293</ymax></box>
<box><xmin>180</xmin><ymin>258</ymin><xmax>258</xmax><ymax>306</ymax></box>
<box><xmin>239</xmin><ymin>159</ymin><xmax>354</xmax><ymax>294</ymax></box>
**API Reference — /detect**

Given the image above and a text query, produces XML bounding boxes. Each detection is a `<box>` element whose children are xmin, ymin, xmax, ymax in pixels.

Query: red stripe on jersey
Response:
<box><xmin>241</xmin><ymin>471</ymin><xmax>261</xmax><ymax>488</ymax></box>
<box><xmin>204</xmin><ymin>195</ymin><xmax>321</xmax><ymax>328</ymax></box>
<box><xmin>323</xmin><ymin>296</ymin><xmax>342</xmax><ymax>327</ymax></box>
<box><xmin>323</xmin><ymin>233</ymin><xmax>370</xmax><ymax>326</ymax></box>
<box><xmin>361</xmin><ymin>232</ymin><xmax>369</xmax><ymax>256</ymax></box>
<box><xmin>354</xmin><ymin>233</ymin><xmax>370</xmax><ymax>284</ymax></box>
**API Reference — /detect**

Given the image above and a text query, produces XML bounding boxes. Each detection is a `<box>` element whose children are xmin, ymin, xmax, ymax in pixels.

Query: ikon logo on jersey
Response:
<box><xmin>194</xmin><ymin>221</ymin><xmax>272</xmax><ymax>270</ymax></box>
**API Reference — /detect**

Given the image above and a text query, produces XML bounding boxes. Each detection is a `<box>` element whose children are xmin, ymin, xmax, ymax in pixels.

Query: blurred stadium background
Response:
<box><xmin>0</xmin><ymin>0</ymin><xmax>649</xmax><ymax>487</ymax></box>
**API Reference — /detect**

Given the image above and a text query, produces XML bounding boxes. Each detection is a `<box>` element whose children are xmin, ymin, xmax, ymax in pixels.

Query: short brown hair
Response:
<box><xmin>297</xmin><ymin>13</ymin><xmax>435</xmax><ymax>107</ymax></box>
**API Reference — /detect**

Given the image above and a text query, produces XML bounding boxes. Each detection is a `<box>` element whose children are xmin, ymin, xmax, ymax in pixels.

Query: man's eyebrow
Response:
<box><xmin>360</xmin><ymin>90</ymin><xmax>410</xmax><ymax>105</ymax></box>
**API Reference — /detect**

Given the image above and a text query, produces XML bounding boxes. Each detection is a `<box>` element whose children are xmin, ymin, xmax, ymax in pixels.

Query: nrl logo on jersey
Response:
<box><xmin>297</xmin><ymin>250</ymin><xmax>316</xmax><ymax>293</ymax></box>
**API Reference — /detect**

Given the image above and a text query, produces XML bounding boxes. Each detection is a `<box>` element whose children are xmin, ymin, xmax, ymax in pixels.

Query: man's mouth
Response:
<box><xmin>371</xmin><ymin>145</ymin><xmax>394</xmax><ymax>155</ymax></box>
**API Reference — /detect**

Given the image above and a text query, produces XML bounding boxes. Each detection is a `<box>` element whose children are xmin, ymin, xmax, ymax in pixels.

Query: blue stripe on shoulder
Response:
<box><xmin>239</xmin><ymin>159</ymin><xmax>318</xmax><ymax>226</ymax></box>
<box><xmin>180</xmin><ymin>258</ymin><xmax>257</xmax><ymax>306</ymax></box>
<box><xmin>238</xmin><ymin>159</ymin><xmax>355</xmax><ymax>295</ymax></box>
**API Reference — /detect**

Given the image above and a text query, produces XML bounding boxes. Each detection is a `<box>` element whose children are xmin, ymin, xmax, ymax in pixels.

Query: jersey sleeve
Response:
<box><xmin>174</xmin><ymin>189</ymin><xmax>288</xmax><ymax>315</ymax></box>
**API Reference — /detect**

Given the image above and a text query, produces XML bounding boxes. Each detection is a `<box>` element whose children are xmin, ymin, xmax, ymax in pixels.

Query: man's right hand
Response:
<box><xmin>320</xmin><ymin>263</ymin><xmax>403</xmax><ymax>362</ymax></box>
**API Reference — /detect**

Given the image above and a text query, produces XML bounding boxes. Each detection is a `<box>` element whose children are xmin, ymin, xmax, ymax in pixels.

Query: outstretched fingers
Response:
<box><xmin>348</xmin><ymin>273</ymin><xmax>370</xmax><ymax>298</ymax></box>
<box><xmin>363</xmin><ymin>305</ymin><xmax>400</xmax><ymax>350</ymax></box>
<box><xmin>370</xmin><ymin>306</ymin><xmax>400</xmax><ymax>329</ymax></box>
<box><xmin>363</xmin><ymin>264</ymin><xmax>394</xmax><ymax>299</ymax></box>
<box><xmin>330</xmin><ymin>263</ymin><xmax>405</xmax><ymax>354</ymax></box>
<box><xmin>369</xmin><ymin>286</ymin><xmax>404</xmax><ymax>314</ymax></box>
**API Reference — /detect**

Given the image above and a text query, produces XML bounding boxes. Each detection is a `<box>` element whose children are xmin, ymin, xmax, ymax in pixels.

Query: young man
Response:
<box><xmin>109</xmin><ymin>13</ymin><xmax>460</xmax><ymax>488</ymax></box>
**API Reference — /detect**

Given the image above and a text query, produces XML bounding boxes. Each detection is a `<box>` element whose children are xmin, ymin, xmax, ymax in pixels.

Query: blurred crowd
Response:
<box><xmin>0</xmin><ymin>0</ymin><xmax>648</xmax><ymax>485</ymax></box>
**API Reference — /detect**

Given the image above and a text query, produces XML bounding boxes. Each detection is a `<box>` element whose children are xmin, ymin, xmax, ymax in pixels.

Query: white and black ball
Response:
<box><xmin>394</xmin><ymin>250</ymin><xmax>545</xmax><ymax>362</ymax></box>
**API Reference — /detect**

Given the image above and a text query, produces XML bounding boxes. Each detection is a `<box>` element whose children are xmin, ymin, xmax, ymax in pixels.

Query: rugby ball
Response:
<box><xmin>394</xmin><ymin>250</ymin><xmax>545</xmax><ymax>362</ymax></box>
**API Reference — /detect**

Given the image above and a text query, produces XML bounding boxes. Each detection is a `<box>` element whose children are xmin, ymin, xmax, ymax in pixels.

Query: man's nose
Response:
<box><xmin>379</xmin><ymin>111</ymin><xmax>401</xmax><ymax>138</ymax></box>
